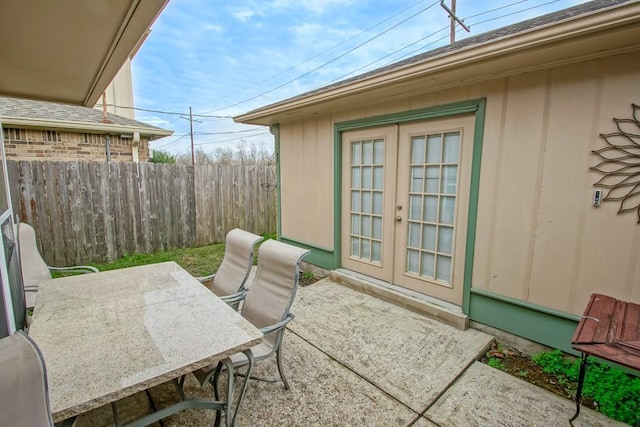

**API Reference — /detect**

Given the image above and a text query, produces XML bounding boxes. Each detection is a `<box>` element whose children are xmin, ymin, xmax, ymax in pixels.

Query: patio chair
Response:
<box><xmin>194</xmin><ymin>239</ymin><xmax>310</xmax><ymax>391</ymax></box>
<box><xmin>0</xmin><ymin>331</ymin><xmax>54</xmax><ymax>427</ymax></box>
<box><xmin>195</xmin><ymin>228</ymin><xmax>263</xmax><ymax>309</ymax></box>
<box><xmin>17</xmin><ymin>222</ymin><xmax>98</xmax><ymax>309</ymax></box>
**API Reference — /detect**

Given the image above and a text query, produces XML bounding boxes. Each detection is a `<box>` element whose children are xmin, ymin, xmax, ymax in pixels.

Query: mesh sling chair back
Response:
<box><xmin>17</xmin><ymin>222</ymin><xmax>98</xmax><ymax>309</ymax></box>
<box><xmin>196</xmin><ymin>228</ymin><xmax>263</xmax><ymax>308</ymax></box>
<box><xmin>0</xmin><ymin>331</ymin><xmax>54</xmax><ymax>427</ymax></box>
<box><xmin>192</xmin><ymin>240</ymin><xmax>309</xmax><ymax>424</ymax></box>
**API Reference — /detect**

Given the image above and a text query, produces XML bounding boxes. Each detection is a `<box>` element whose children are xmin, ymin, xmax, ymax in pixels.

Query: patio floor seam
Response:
<box><xmin>418</xmin><ymin>338</ymin><xmax>494</xmax><ymax>414</ymax></box>
<box><xmin>287</xmin><ymin>326</ymin><xmax>422</xmax><ymax>420</ymax></box>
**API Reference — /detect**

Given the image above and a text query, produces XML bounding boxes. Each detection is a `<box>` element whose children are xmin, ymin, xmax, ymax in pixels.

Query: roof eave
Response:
<box><xmin>0</xmin><ymin>116</ymin><xmax>173</xmax><ymax>137</ymax></box>
<box><xmin>235</xmin><ymin>1</ymin><xmax>640</xmax><ymax>126</ymax></box>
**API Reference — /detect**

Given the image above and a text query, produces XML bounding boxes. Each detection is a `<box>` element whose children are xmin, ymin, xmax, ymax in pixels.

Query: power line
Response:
<box><xmin>194</xmin><ymin>0</ymin><xmax>428</xmax><ymax>111</ymax></box>
<box><xmin>318</xmin><ymin>0</ymin><xmax>531</xmax><ymax>87</ymax></box>
<box><xmin>105</xmin><ymin>104</ymin><xmax>231</xmax><ymax>118</ymax></box>
<box><xmin>202</xmin><ymin>0</ymin><xmax>441</xmax><ymax>114</ymax></box>
<box><xmin>194</xmin><ymin>132</ymin><xmax>272</xmax><ymax>146</ymax></box>
<box><xmin>376</xmin><ymin>0</ymin><xmax>560</xmax><ymax>67</ymax></box>
<box><xmin>172</xmin><ymin>127</ymin><xmax>266</xmax><ymax>137</ymax></box>
<box><xmin>466</xmin><ymin>0</ymin><xmax>560</xmax><ymax>27</ymax></box>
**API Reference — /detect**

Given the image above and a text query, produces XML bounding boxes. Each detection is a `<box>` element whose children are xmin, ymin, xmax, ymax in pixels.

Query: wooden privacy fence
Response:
<box><xmin>8</xmin><ymin>160</ymin><xmax>277</xmax><ymax>266</ymax></box>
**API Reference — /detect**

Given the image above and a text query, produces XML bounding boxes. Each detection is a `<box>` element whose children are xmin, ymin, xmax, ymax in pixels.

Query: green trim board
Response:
<box><xmin>270</xmin><ymin>124</ymin><xmax>282</xmax><ymax>239</ymax></box>
<box><xmin>462</xmin><ymin>99</ymin><xmax>486</xmax><ymax>314</ymax></box>
<box><xmin>334</xmin><ymin>98</ymin><xmax>486</xmax><ymax>313</ymax></box>
<box><xmin>280</xmin><ymin>237</ymin><xmax>337</xmax><ymax>270</ymax></box>
<box><xmin>470</xmin><ymin>288</ymin><xmax>580</xmax><ymax>354</ymax></box>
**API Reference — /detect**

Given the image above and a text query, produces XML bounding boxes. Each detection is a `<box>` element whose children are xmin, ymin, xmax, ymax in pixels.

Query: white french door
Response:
<box><xmin>341</xmin><ymin>116</ymin><xmax>475</xmax><ymax>305</ymax></box>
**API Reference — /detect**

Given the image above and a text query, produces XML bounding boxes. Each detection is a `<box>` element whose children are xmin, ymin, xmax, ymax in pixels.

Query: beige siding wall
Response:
<box><xmin>278</xmin><ymin>51</ymin><xmax>640</xmax><ymax>315</ymax></box>
<box><xmin>96</xmin><ymin>58</ymin><xmax>135</xmax><ymax>120</ymax></box>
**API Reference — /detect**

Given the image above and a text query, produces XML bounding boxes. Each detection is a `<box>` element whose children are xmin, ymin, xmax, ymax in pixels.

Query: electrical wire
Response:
<box><xmin>202</xmin><ymin>0</ymin><xmax>441</xmax><ymax>113</ymax></box>
<box><xmin>104</xmin><ymin>104</ymin><xmax>231</xmax><ymax>118</ymax></box>
<box><xmin>194</xmin><ymin>132</ymin><xmax>272</xmax><ymax>146</ymax></box>
<box><xmin>171</xmin><ymin>127</ymin><xmax>267</xmax><ymax>137</ymax></box>
<box><xmin>193</xmin><ymin>0</ymin><xmax>428</xmax><ymax>111</ymax></box>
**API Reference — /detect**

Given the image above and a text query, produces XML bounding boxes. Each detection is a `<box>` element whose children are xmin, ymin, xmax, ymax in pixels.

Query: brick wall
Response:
<box><xmin>2</xmin><ymin>127</ymin><xmax>150</xmax><ymax>162</ymax></box>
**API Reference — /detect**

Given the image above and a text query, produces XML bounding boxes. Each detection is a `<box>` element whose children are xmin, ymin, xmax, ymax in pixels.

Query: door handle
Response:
<box><xmin>395</xmin><ymin>216</ymin><xmax>402</xmax><ymax>223</ymax></box>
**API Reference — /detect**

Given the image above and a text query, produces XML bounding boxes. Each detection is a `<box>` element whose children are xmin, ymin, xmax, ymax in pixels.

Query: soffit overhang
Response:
<box><xmin>0</xmin><ymin>0</ymin><xmax>169</xmax><ymax>106</ymax></box>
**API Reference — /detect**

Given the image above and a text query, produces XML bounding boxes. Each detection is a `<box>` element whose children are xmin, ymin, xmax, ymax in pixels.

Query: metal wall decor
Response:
<box><xmin>591</xmin><ymin>104</ymin><xmax>640</xmax><ymax>223</ymax></box>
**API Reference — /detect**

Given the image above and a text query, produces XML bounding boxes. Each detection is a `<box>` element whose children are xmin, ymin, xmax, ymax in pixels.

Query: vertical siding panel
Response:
<box><xmin>315</xmin><ymin>115</ymin><xmax>334</xmax><ymax>249</ymax></box>
<box><xmin>488</xmin><ymin>71</ymin><xmax>548</xmax><ymax>300</ymax></box>
<box><xmin>528</xmin><ymin>62</ymin><xmax>601</xmax><ymax>312</ymax></box>
<box><xmin>469</xmin><ymin>79</ymin><xmax>508</xmax><ymax>292</ymax></box>
<box><xmin>281</xmin><ymin>121</ymin><xmax>304</xmax><ymax>239</ymax></box>
<box><xmin>575</xmin><ymin>54</ymin><xmax>640</xmax><ymax>310</ymax></box>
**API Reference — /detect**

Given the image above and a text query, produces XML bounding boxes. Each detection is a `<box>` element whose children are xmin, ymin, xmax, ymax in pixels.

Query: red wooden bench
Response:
<box><xmin>570</xmin><ymin>293</ymin><xmax>640</xmax><ymax>424</ymax></box>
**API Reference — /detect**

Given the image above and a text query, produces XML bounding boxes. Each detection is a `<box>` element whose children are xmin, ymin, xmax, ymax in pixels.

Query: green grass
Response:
<box><xmin>85</xmin><ymin>231</ymin><xmax>277</xmax><ymax>277</ymax></box>
<box><xmin>90</xmin><ymin>243</ymin><xmax>226</xmax><ymax>278</ymax></box>
<box><xmin>533</xmin><ymin>350</ymin><xmax>640</xmax><ymax>425</ymax></box>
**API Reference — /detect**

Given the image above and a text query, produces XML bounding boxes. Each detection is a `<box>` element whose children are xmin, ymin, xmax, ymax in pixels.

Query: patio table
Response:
<box><xmin>28</xmin><ymin>261</ymin><xmax>263</xmax><ymax>426</ymax></box>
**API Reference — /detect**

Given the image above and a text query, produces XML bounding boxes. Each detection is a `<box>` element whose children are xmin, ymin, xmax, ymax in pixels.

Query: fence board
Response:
<box><xmin>8</xmin><ymin>161</ymin><xmax>276</xmax><ymax>265</ymax></box>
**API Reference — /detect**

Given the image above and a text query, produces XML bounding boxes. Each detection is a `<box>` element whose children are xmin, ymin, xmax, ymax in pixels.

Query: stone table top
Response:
<box><xmin>28</xmin><ymin>261</ymin><xmax>263</xmax><ymax>423</ymax></box>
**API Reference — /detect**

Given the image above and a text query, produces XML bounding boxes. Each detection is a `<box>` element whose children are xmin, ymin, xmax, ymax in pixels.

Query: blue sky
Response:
<box><xmin>132</xmin><ymin>0</ymin><xmax>589</xmax><ymax>156</ymax></box>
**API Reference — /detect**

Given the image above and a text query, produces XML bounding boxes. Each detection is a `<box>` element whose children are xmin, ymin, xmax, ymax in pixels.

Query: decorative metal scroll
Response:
<box><xmin>591</xmin><ymin>103</ymin><xmax>640</xmax><ymax>223</ymax></box>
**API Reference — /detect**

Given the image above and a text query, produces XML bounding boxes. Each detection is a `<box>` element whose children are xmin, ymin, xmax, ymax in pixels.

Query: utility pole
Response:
<box><xmin>180</xmin><ymin>107</ymin><xmax>202</xmax><ymax>166</ymax></box>
<box><xmin>189</xmin><ymin>107</ymin><xmax>195</xmax><ymax>166</ymax></box>
<box><xmin>449</xmin><ymin>0</ymin><xmax>456</xmax><ymax>44</ymax></box>
<box><xmin>440</xmin><ymin>0</ymin><xmax>470</xmax><ymax>44</ymax></box>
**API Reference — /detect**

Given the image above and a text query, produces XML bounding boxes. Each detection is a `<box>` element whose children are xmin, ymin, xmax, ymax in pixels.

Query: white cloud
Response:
<box><xmin>206</xmin><ymin>23</ymin><xmax>223</xmax><ymax>32</ymax></box>
<box><xmin>231</xmin><ymin>9</ymin><xmax>254</xmax><ymax>22</ymax></box>
<box><xmin>270</xmin><ymin>0</ymin><xmax>352</xmax><ymax>15</ymax></box>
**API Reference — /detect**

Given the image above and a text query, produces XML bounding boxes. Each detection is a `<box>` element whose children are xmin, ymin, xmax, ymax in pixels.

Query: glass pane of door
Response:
<box><xmin>405</xmin><ymin>132</ymin><xmax>460</xmax><ymax>284</ymax></box>
<box><xmin>349</xmin><ymin>138</ymin><xmax>384</xmax><ymax>265</ymax></box>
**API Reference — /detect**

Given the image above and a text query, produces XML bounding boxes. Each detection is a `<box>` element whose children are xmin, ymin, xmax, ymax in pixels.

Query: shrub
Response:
<box><xmin>533</xmin><ymin>350</ymin><xmax>640</xmax><ymax>424</ymax></box>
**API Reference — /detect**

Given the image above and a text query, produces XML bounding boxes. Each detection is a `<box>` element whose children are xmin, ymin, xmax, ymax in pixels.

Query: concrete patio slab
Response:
<box><xmin>289</xmin><ymin>279</ymin><xmax>494</xmax><ymax>412</ymax></box>
<box><xmin>74</xmin><ymin>332</ymin><xmax>421</xmax><ymax>427</ymax></box>
<box><xmin>425</xmin><ymin>362</ymin><xmax>625</xmax><ymax>427</ymax></box>
<box><xmin>70</xmin><ymin>277</ymin><xmax>624</xmax><ymax>427</ymax></box>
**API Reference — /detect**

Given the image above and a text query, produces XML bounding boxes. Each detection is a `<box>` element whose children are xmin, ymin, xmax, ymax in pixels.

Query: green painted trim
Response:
<box><xmin>470</xmin><ymin>289</ymin><xmax>580</xmax><ymax>354</ymax></box>
<box><xmin>462</xmin><ymin>99</ymin><xmax>486</xmax><ymax>314</ymax></box>
<box><xmin>333</xmin><ymin>124</ymin><xmax>343</xmax><ymax>269</ymax></box>
<box><xmin>280</xmin><ymin>237</ymin><xmax>337</xmax><ymax>270</ymax></box>
<box><xmin>334</xmin><ymin>98</ymin><xmax>485</xmax><ymax>312</ymax></box>
<box><xmin>270</xmin><ymin>124</ymin><xmax>282</xmax><ymax>238</ymax></box>
<box><xmin>335</xmin><ymin>99</ymin><xmax>482</xmax><ymax>132</ymax></box>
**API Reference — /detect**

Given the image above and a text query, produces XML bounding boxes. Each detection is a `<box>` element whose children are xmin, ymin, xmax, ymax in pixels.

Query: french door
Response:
<box><xmin>341</xmin><ymin>116</ymin><xmax>475</xmax><ymax>305</ymax></box>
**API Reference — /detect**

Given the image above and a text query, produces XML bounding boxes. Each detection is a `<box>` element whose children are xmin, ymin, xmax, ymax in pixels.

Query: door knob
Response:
<box><xmin>395</xmin><ymin>216</ymin><xmax>402</xmax><ymax>223</ymax></box>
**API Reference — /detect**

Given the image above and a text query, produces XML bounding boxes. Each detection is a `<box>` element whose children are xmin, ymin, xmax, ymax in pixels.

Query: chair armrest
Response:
<box><xmin>220</xmin><ymin>290</ymin><xmax>248</xmax><ymax>304</ymax></box>
<box><xmin>48</xmin><ymin>265</ymin><xmax>98</xmax><ymax>274</ymax></box>
<box><xmin>260</xmin><ymin>314</ymin><xmax>295</xmax><ymax>336</ymax></box>
<box><xmin>195</xmin><ymin>273</ymin><xmax>216</xmax><ymax>283</ymax></box>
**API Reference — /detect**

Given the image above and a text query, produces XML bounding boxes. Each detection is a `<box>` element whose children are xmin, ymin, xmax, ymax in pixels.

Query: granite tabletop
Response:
<box><xmin>28</xmin><ymin>261</ymin><xmax>263</xmax><ymax>422</ymax></box>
